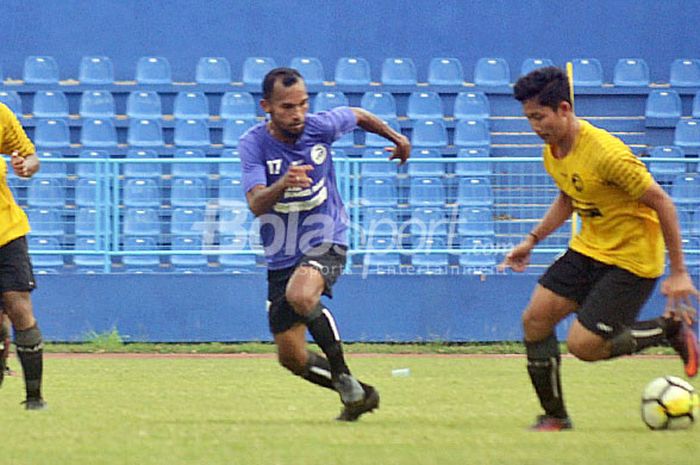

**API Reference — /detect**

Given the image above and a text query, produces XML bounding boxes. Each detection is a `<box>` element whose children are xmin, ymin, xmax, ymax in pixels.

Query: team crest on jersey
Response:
<box><xmin>310</xmin><ymin>144</ymin><xmax>327</xmax><ymax>165</ymax></box>
<box><xmin>571</xmin><ymin>173</ymin><xmax>584</xmax><ymax>192</ymax></box>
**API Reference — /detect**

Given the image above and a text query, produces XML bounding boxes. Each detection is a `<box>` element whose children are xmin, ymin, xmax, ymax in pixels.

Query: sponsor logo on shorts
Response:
<box><xmin>596</xmin><ymin>322</ymin><xmax>613</xmax><ymax>333</ymax></box>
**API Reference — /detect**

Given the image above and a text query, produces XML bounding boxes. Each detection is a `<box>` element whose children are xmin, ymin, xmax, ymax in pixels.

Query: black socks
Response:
<box><xmin>14</xmin><ymin>325</ymin><xmax>44</xmax><ymax>400</ymax></box>
<box><xmin>305</xmin><ymin>305</ymin><xmax>351</xmax><ymax>380</ymax></box>
<box><xmin>526</xmin><ymin>334</ymin><xmax>568</xmax><ymax>419</ymax></box>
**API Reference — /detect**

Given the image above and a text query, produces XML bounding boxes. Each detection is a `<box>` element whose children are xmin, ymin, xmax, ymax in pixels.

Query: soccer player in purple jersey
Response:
<box><xmin>240</xmin><ymin>68</ymin><xmax>410</xmax><ymax>421</ymax></box>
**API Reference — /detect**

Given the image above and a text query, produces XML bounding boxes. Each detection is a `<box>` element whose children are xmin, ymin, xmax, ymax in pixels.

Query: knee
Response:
<box><xmin>277</xmin><ymin>351</ymin><xmax>305</xmax><ymax>375</ymax></box>
<box><xmin>285</xmin><ymin>288</ymin><xmax>317</xmax><ymax>317</ymax></box>
<box><xmin>522</xmin><ymin>309</ymin><xmax>553</xmax><ymax>340</ymax></box>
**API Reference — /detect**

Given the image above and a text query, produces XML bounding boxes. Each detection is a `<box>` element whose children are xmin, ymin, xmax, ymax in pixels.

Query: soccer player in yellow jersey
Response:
<box><xmin>0</xmin><ymin>103</ymin><xmax>46</xmax><ymax>409</ymax></box>
<box><xmin>502</xmin><ymin>67</ymin><xmax>699</xmax><ymax>431</ymax></box>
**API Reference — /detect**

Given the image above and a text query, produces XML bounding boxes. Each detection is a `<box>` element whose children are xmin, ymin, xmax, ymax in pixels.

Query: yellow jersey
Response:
<box><xmin>542</xmin><ymin>120</ymin><xmax>664</xmax><ymax>278</ymax></box>
<box><xmin>0</xmin><ymin>103</ymin><xmax>36</xmax><ymax>247</ymax></box>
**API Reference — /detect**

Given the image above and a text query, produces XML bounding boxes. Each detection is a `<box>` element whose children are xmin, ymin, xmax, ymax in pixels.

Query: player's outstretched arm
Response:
<box><xmin>639</xmin><ymin>182</ymin><xmax>700</xmax><ymax>322</ymax></box>
<box><xmin>350</xmin><ymin>107</ymin><xmax>411</xmax><ymax>164</ymax></box>
<box><xmin>499</xmin><ymin>192</ymin><xmax>573</xmax><ymax>272</ymax></box>
<box><xmin>246</xmin><ymin>164</ymin><xmax>314</xmax><ymax>217</ymax></box>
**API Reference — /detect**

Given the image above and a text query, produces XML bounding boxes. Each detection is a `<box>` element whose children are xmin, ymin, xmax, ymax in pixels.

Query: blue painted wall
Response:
<box><xmin>1</xmin><ymin>0</ymin><xmax>697</xmax><ymax>82</ymax></box>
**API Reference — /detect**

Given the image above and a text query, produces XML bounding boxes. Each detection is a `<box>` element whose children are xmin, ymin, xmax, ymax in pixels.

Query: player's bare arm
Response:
<box><xmin>350</xmin><ymin>107</ymin><xmax>411</xmax><ymax>164</ymax></box>
<box><xmin>638</xmin><ymin>181</ymin><xmax>700</xmax><ymax>321</ymax></box>
<box><xmin>10</xmin><ymin>151</ymin><xmax>40</xmax><ymax>178</ymax></box>
<box><xmin>499</xmin><ymin>192</ymin><xmax>573</xmax><ymax>272</ymax></box>
<box><xmin>246</xmin><ymin>164</ymin><xmax>314</xmax><ymax>216</ymax></box>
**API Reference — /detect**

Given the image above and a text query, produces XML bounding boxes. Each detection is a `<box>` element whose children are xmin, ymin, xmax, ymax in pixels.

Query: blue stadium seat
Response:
<box><xmin>360</xmin><ymin>148</ymin><xmax>397</xmax><ymax>178</ymax></box>
<box><xmin>335</xmin><ymin>57</ymin><xmax>371</xmax><ymax>85</ymax></box>
<box><xmin>242</xmin><ymin>57</ymin><xmax>277</xmax><ymax>85</ymax></box>
<box><xmin>671</xmin><ymin>173</ymin><xmax>700</xmax><ymax>207</ymax></box>
<box><xmin>332</xmin><ymin>130</ymin><xmax>355</xmax><ymax>148</ymax></box>
<box><xmin>407</xmin><ymin>148</ymin><xmax>444</xmax><ymax>177</ymax></box>
<box><xmin>81</xmin><ymin>118</ymin><xmax>118</xmax><ymax>148</ymax></box>
<box><xmin>678</xmin><ymin>210</ymin><xmax>700</xmax><ymax>237</ymax></box>
<box><xmin>0</xmin><ymin>91</ymin><xmax>22</xmax><ymax>115</ymax></box>
<box><xmin>73</xmin><ymin>236</ymin><xmax>106</xmax><ymax>271</ymax></box>
<box><xmin>218</xmin><ymin>240</ymin><xmax>259</xmax><ymax>271</ymax></box>
<box><xmin>458</xmin><ymin>236</ymin><xmax>497</xmax><ymax>269</ymax></box>
<box><xmin>35</xmin><ymin>151</ymin><xmax>67</xmax><ymax>179</ymax></box>
<box><xmin>123</xmin><ymin>178</ymin><xmax>162</xmax><ymax>207</ymax></box>
<box><xmin>222</xmin><ymin>119</ymin><xmax>255</xmax><ymax>147</ymax></box>
<box><xmin>79</xmin><ymin>55</ymin><xmax>114</xmax><ymax>84</ymax></box>
<box><xmin>453</xmin><ymin>92</ymin><xmax>490</xmax><ymax>120</ymax></box>
<box><xmin>219</xmin><ymin>149</ymin><xmax>242</xmax><ymax>178</ymax></box>
<box><xmin>365</xmin><ymin>118</ymin><xmax>401</xmax><ymax>147</ymax></box>
<box><xmin>456</xmin><ymin>177</ymin><xmax>493</xmax><ymax>206</ymax></box>
<box><xmin>122</xmin><ymin>236</ymin><xmax>161</xmax><ymax>269</ymax></box>
<box><xmin>33</xmin><ymin>91</ymin><xmax>68</xmax><ymax>118</ymax></box>
<box><xmin>520</xmin><ymin>58</ymin><xmax>555</xmax><ymax>76</ymax></box>
<box><xmin>171</xmin><ymin>207</ymin><xmax>206</xmax><ymax>236</ymax></box>
<box><xmin>218</xmin><ymin>206</ymin><xmax>253</xmax><ymax>236</ymax></box>
<box><xmin>571</xmin><ymin>58</ymin><xmax>604</xmax><ymax>86</ymax></box>
<box><xmin>360</xmin><ymin>92</ymin><xmax>397</xmax><ymax>119</ymax></box>
<box><xmin>136</xmin><ymin>56</ymin><xmax>172</xmax><ymax>84</ymax></box>
<box><xmin>123</xmin><ymin>208</ymin><xmax>160</xmax><ymax>236</ymax></box>
<box><xmin>645</xmin><ymin>90</ymin><xmax>682</xmax><ymax>128</ymax></box>
<box><xmin>170</xmin><ymin>236</ymin><xmax>209</xmax><ymax>270</ymax></box>
<box><xmin>360</xmin><ymin>177</ymin><xmax>398</xmax><ymax>207</ymax></box>
<box><xmin>172</xmin><ymin>148</ymin><xmax>208</xmax><ymax>178</ymax></box>
<box><xmin>410</xmin><ymin>235</ymin><xmax>449</xmax><ymax>270</ymax></box>
<box><xmin>313</xmin><ymin>91</ymin><xmax>348</xmax><ymax>113</ymax></box>
<box><xmin>427</xmin><ymin>57</ymin><xmax>464</xmax><ymax>86</ymax></box>
<box><xmin>27</xmin><ymin>178</ymin><xmax>65</xmax><ymax>208</ymax></box>
<box><xmin>79</xmin><ymin>91</ymin><xmax>116</xmax><ymax>118</ymax></box>
<box><xmin>682</xmin><ymin>237</ymin><xmax>700</xmax><ymax>270</ymax></box>
<box><xmin>218</xmin><ymin>177</ymin><xmax>246</xmax><ymax>207</ymax></box>
<box><xmin>26</xmin><ymin>208</ymin><xmax>64</xmax><ymax>236</ymax></box>
<box><xmin>77</xmin><ymin>149</ymin><xmax>109</xmax><ymax>178</ymax></box>
<box><xmin>411</xmin><ymin>119</ymin><xmax>448</xmax><ymax>147</ymax></box>
<box><xmin>174</xmin><ymin>119</ymin><xmax>211</xmax><ymax>147</ymax></box>
<box><xmin>409</xmin><ymin>207</ymin><xmax>448</xmax><ymax>237</ymax></box>
<box><xmin>673</xmin><ymin>119</ymin><xmax>700</xmax><ymax>155</ymax></box>
<box><xmin>195</xmin><ymin>57</ymin><xmax>231</xmax><ymax>84</ymax></box>
<box><xmin>126</xmin><ymin>91</ymin><xmax>163</xmax><ymax>119</ymax></box>
<box><xmin>75</xmin><ymin>178</ymin><xmax>99</xmax><ymax>207</ymax></box>
<box><xmin>457</xmin><ymin>206</ymin><xmax>495</xmax><ymax>237</ymax></box>
<box><xmin>361</xmin><ymin>207</ymin><xmax>399</xmax><ymax>237</ymax></box>
<box><xmin>454</xmin><ymin>119</ymin><xmax>490</xmax><ymax>148</ymax></box>
<box><xmin>474</xmin><ymin>58</ymin><xmax>510</xmax><ymax>86</ymax></box>
<box><xmin>362</xmin><ymin>234</ymin><xmax>401</xmax><ymax>269</ymax></box>
<box><xmin>381</xmin><ymin>58</ymin><xmax>417</xmax><ymax>85</ymax></box>
<box><xmin>28</xmin><ymin>237</ymin><xmax>64</xmax><ymax>269</ymax></box>
<box><xmin>406</xmin><ymin>91</ymin><xmax>444</xmax><ymax>119</ymax></box>
<box><xmin>455</xmin><ymin>148</ymin><xmax>491</xmax><ymax>177</ymax></box>
<box><xmin>124</xmin><ymin>149</ymin><xmax>162</xmax><ymax>179</ymax></box>
<box><xmin>34</xmin><ymin>118</ymin><xmax>70</xmax><ymax>148</ymax></box>
<box><xmin>220</xmin><ymin>92</ymin><xmax>256</xmax><ymax>120</ymax></box>
<box><xmin>670</xmin><ymin>59</ymin><xmax>700</xmax><ymax>87</ymax></box>
<box><xmin>171</xmin><ymin>177</ymin><xmax>208</xmax><ymax>207</ymax></box>
<box><xmin>693</xmin><ymin>91</ymin><xmax>700</xmax><ymax>119</ymax></box>
<box><xmin>648</xmin><ymin>146</ymin><xmax>686</xmax><ymax>183</ymax></box>
<box><xmin>127</xmin><ymin>119</ymin><xmax>164</xmax><ymax>147</ymax></box>
<box><xmin>613</xmin><ymin>58</ymin><xmax>650</xmax><ymax>87</ymax></box>
<box><xmin>23</xmin><ymin>56</ymin><xmax>59</xmax><ymax>84</ymax></box>
<box><xmin>290</xmin><ymin>57</ymin><xmax>325</xmax><ymax>85</ymax></box>
<box><xmin>173</xmin><ymin>92</ymin><xmax>210</xmax><ymax>120</ymax></box>
<box><xmin>75</xmin><ymin>207</ymin><xmax>98</xmax><ymax>236</ymax></box>
<box><xmin>408</xmin><ymin>176</ymin><xmax>445</xmax><ymax>207</ymax></box>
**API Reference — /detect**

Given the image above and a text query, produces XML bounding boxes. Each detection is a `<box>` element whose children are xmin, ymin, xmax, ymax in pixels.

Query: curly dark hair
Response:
<box><xmin>513</xmin><ymin>66</ymin><xmax>571</xmax><ymax>111</ymax></box>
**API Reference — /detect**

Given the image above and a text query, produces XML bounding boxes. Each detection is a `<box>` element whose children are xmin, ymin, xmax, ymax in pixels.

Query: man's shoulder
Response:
<box><xmin>239</xmin><ymin>122</ymin><xmax>269</xmax><ymax>149</ymax></box>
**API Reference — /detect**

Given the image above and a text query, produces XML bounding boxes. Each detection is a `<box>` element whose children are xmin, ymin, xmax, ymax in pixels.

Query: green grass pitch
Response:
<box><xmin>1</xmin><ymin>355</ymin><xmax>698</xmax><ymax>465</ymax></box>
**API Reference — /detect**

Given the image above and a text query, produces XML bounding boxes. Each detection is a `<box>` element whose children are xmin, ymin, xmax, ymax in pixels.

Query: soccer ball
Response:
<box><xmin>641</xmin><ymin>376</ymin><xmax>700</xmax><ymax>430</ymax></box>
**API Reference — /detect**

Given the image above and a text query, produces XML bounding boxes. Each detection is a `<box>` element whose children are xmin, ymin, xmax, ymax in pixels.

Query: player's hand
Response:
<box><xmin>386</xmin><ymin>134</ymin><xmax>411</xmax><ymax>165</ymax></box>
<box><xmin>497</xmin><ymin>239</ymin><xmax>535</xmax><ymax>273</ymax></box>
<box><xmin>661</xmin><ymin>271</ymin><xmax>699</xmax><ymax>325</ymax></box>
<box><xmin>11</xmin><ymin>151</ymin><xmax>39</xmax><ymax>178</ymax></box>
<box><xmin>282</xmin><ymin>164</ymin><xmax>314</xmax><ymax>189</ymax></box>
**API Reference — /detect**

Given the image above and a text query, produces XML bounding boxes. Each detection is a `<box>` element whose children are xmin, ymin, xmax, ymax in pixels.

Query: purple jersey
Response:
<box><xmin>240</xmin><ymin>107</ymin><xmax>357</xmax><ymax>270</ymax></box>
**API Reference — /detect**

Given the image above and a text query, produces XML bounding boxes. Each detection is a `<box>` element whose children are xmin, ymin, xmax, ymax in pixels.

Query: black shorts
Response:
<box><xmin>539</xmin><ymin>249</ymin><xmax>657</xmax><ymax>339</ymax></box>
<box><xmin>0</xmin><ymin>236</ymin><xmax>36</xmax><ymax>294</ymax></box>
<box><xmin>267</xmin><ymin>243</ymin><xmax>347</xmax><ymax>334</ymax></box>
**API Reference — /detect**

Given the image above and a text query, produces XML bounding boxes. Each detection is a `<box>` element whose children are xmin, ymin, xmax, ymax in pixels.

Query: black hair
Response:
<box><xmin>262</xmin><ymin>67</ymin><xmax>303</xmax><ymax>99</ymax></box>
<box><xmin>513</xmin><ymin>66</ymin><xmax>571</xmax><ymax>110</ymax></box>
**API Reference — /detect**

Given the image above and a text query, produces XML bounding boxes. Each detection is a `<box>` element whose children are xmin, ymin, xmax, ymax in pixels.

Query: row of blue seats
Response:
<box><xmin>6</xmin><ymin>88</ymin><xmax>700</xmax><ymax>123</ymax></box>
<box><xmin>11</xmin><ymin>55</ymin><xmax>700</xmax><ymax>87</ymax></box>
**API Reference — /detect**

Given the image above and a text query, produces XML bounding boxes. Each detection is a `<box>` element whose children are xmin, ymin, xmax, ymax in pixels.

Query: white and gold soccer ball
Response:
<box><xmin>641</xmin><ymin>376</ymin><xmax>700</xmax><ymax>430</ymax></box>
